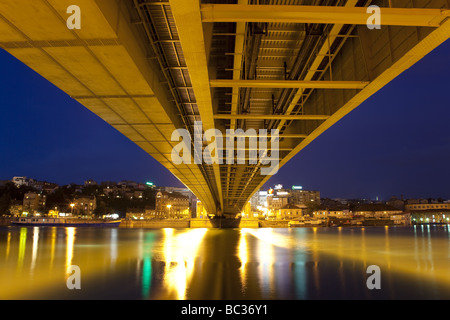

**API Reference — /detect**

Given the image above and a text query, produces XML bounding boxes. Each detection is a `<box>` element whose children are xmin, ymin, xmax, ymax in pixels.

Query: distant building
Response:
<box><xmin>277</xmin><ymin>203</ymin><xmax>305</xmax><ymax>220</ymax></box>
<box><xmin>267</xmin><ymin>189</ymin><xmax>289</xmax><ymax>211</ymax></box>
<box><xmin>390</xmin><ymin>212</ymin><xmax>411</xmax><ymax>225</ymax></box>
<box><xmin>353</xmin><ymin>204</ymin><xmax>402</xmax><ymax>219</ymax></box>
<box><xmin>404</xmin><ymin>201</ymin><xmax>450</xmax><ymax>224</ymax></box>
<box><xmin>12</xmin><ymin>176</ymin><xmax>29</xmax><ymax>187</ymax></box>
<box><xmin>84</xmin><ymin>179</ymin><xmax>97</xmax><ymax>186</ymax></box>
<box><xmin>103</xmin><ymin>187</ymin><xmax>115</xmax><ymax>196</ymax></box>
<box><xmin>196</xmin><ymin>200</ymin><xmax>208</xmax><ymax>218</ymax></box>
<box><xmin>34</xmin><ymin>181</ymin><xmax>59</xmax><ymax>193</ymax></box>
<box><xmin>159</xmin><ymin>186</ymin><xmax>196</xmax><ymax>213</ymax></box>
<box><xmin>23</xmin><ymin>192</ymin><xmax>46</xmax><ymax>215</ymax></box>
<box><xmin>72</xmin><ymin>195</ymin><xmax>96</xmax><ymax>216</ymax></box>
<box><xmin>405</xmin><ymin>202</ymin><xmax>450</xmax><ymax>211</ymax></box>
<box><xmin>313</xmin><ymin>204</ymin><xmax>350</xmax><ymax>219</ymax></box>
<box><xmin>266</xmin><ymin>185</ymin><xmax>320</xmax><ymax>212</ymax></box>
<box><xmin>289</xmin><ymin>188</ymin><xmax>320</xmax><ymax>206</ymax></box>
<box><xmin>155</xmin><ymin>191</ymin><xmax>190</xmax><ymax>218</ymax></box>
<box><xmin>406</xmin><ymin>199</ymin><xmax>429</xmax><ymax>205</ymax></box>
<box><xmin>250</xmin><ymin>190</ymin><xmax>269</xmax><ymax>210</ymax></box>
<box><xmin>134</xmin><ymin>190</ymin><xmax>144</xmax><ymax>199</ymax></box>
<box><xmin>387</xmin><ymin>196</ymin><xmax>405</xmax><ymax>210</ymax></box>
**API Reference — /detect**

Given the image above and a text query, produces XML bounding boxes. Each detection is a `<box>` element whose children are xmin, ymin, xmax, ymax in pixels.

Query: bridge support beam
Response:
<box><xmin>201</xmin><ymin>4</ymin><xmax>450</xmax><ymax>27</ymax></box>
<box><xmin>169</xmin><ymin>0</ymin><xmax>224</xmax><ymax>215</ymax></box>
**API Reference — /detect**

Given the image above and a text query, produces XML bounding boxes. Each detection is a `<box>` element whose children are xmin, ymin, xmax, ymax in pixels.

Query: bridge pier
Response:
<box><xmin>190</xmin><ymin>216</ymin><xmax>259</xmax><ymax>228</ymax></box>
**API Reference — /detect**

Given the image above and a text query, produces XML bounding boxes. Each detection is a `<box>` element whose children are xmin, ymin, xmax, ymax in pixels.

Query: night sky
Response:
<box><xmin>1</xmin><ymin>39</ymin><xmax>450</xmax><ymax>201</ymax></box>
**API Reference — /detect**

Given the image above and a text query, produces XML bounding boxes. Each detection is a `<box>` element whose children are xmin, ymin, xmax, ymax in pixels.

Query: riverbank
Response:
<box><xmin>0</xmin><ymin>217</ymin><xmax>291</xmax><ymax>228</ymax></box>
<box><xmin>0</xmin><ymin>217</ymin><xmax>423</xmax><ymax>228</ymax></box>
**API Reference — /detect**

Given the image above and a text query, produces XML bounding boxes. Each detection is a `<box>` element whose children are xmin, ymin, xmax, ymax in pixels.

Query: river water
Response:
<box><xmin>0</xmin><ymin>225</ymin><xmax>449</xmax><ymax>300</ymax></box>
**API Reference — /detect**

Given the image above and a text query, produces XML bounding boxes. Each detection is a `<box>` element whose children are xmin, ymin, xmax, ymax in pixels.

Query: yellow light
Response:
<box><xmin>65</xmin><ymin>227</ymin><xmax>76</xmax><ymax>274</ymax></box>
<box><xmin>166</xmin><ymin>204</ymin><xmax>172</xmax><ymax>209</ymax></box>
<box><xmin>70</xmin><ymin>203</ymin><xmax>75</xmax><ymax>208</ymax></box>
<box><xmin>238</xmin><ymin>229</ymin><xmax>249</xmax><ymax>288</ymax></box>
<box><xmin>162</xmin><ymin>229</ymin><xmax>207</xmax><ymax>299</ymax></box>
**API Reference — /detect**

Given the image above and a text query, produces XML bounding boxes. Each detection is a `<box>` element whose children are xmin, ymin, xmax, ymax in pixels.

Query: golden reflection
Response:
<box><xmin>162</xmin><ymin>228</ymin><xmax>207</xmax><ymax>299</ymax></box>
<box><xmin>238</xmin><ymin>229</ymin><xmax>249</xmax><ymax>290</ymax></box>
<box><xmin>245</xmin><ymin>228</ymin><xmax>295</xmax><ymax>249</ymax></box>
<box><xmin>360</xmin><ymin>227</ymin><xmax>367</xmax><ymax>265</ymax></box>
<box><xmin>251</xmin><ymin>228</ymin><xmax>275</xmax><ymax>297</ymax></box>
<box><xmin>65</xmin><ymin>227</ymin><xmax>76</xmax><ymax>274</ymax></box>
<box><xmin>30</xmin><ymin>227</ymin><xmax>39</xmax><ymax>273</ymax></box>
<box><xmin>110</xmin><ymin>228</ymin><xmax>118</xmax><ymax>267</ymax></box>
<box><xmin>384</xmin><ymin>226</ymin><xmax>391</xmax><ymax>269</ymax></box>
<box><xmin>302</xmin><ymin>226</ymin><xmax>450</xmax><ymax>287</ymax></box>
<box><xmin>311</xmin><ymin>227</ymin><xmax>320</xmax><ymax>290</ymax></box>
<box><xmin>17</xmin><ymin>227</ymin><xmax>27</xmax><ymax>271</ymax></box>
<box><xmin>49</xmin><ymin>227</ymin><xmax>56</xmax><ymax>271</ymax></box>
<box><xmin>427</xmin><ymin>225</ymin><xmax>434</xmax><ymax>271</ymax></box>
<box><xmin>5</xmin><ymin>231</ymin><xmax>11</xmax><ymax>260</ymax></box>
<box><xmin>163</xmin><ymin>228</ymin><xmax>174</xmax><ymax>273</ymax></box>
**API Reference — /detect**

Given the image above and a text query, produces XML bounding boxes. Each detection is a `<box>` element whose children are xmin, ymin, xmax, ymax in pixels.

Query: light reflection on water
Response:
<box><xmin>1</xmin><ymin>225</ymin><xmax>450</xmax><ymax>299</ymax></box>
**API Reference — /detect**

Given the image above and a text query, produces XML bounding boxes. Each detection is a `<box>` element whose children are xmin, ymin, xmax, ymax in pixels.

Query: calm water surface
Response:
<box><xmin>1</xmin><ymin>225</ymin><xmax>450</xmax><ymax>299</ymax></box>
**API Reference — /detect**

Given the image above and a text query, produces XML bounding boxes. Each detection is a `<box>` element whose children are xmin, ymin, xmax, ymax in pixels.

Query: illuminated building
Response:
<box><xmin>405</xmin><ymin>202</ymin><xmax>450</xmax><ymax>224</ymax></box>
<box><xmin>313</xmin><ymin>205</ymin><xmax>350</xmax><ymax>219</ymax></box>
<box><xmin>266</xmin><ymin>184</ymin><xmax>320</xmax><ymax>209</ymax></box>
<box><xmin>12</xmin><ymin>176</ymin><xmax>31</xmax><ymax>187</ymax></box>
<box><xmin>196</xmin><ymin>200</ymin><xmax>208</xmax><ymax>218</ymax></box>
<box><xmin>289</xmin><ymin>188</ymin><xmax>320</xmax><ymax>206</ymax></box>
<box><xmin>22</xmin><ymin>192</ymin><xmax>46</xmax><ymax>215</ymax></box>
<box><xmin>353</xmin><ymin>204</ymin><xmax>402</xmax><ymax>219</ymax></box>
<box><xmin>277</xmin><ymin>203</ymin><xmax>305</xmax><ymax>220</ymax></box>
<box><xmin>155</xmin><ymin>191</ymin><xmax>190</xmax><ymax>219</ymax></box>
<box><xmin>72</xmin><ymin>195</ymin><xmax>97</xmax><ymax>216</ymax></box>
<box><xmin>405</xmin><ymin>202</ymin><xmax>450</xmax><ymax>211</ymax></box>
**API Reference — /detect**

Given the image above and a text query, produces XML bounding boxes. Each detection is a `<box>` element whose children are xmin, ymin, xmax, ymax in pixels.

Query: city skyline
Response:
<box><xmin>1</xmin><ymin>39</ymin><xmax>450</xmax><ymax>201</ymax></box>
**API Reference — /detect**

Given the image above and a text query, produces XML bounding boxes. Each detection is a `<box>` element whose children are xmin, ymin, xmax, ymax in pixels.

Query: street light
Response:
<box><xmin>167</xmin><ymin>204</ymin><xmax>172</xmax><ymax>219</ymax></box>
<box><xmin>70</xmin><ymin>203</ymin><xmax>75</xmax><ymax>216</ymax></box>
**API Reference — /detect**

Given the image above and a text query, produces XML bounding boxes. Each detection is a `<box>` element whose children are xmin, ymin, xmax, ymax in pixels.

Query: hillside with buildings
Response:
<box><xmin>0</xmin><ymin>177</ymin><xmax>448</xmax><ymax>226</ymax></box>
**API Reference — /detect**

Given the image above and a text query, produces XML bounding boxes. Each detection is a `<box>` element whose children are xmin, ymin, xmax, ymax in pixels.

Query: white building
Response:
<box><xmin>12</xmin><ymin>176</ymin><xmax>29</xmax><ymax>187</ymax></box>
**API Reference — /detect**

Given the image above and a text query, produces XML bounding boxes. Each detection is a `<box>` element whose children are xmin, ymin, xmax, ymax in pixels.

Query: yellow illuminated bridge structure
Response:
<box><xmin>1</xmin><ymin>0</ymin><xmax>449</xmax><ymax>215</ymax></box>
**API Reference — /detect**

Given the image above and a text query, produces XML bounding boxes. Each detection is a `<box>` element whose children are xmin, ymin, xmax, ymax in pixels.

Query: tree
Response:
<box><xmin>305</xmin><ymin>201</ymin><xmax>320</xmax><ymax>217</ymax></box>
<box><xmin>45</xmin><ymin>188</ymin><xmax>69</xmax><ymax>211</ymax></box>
<box><xmin>0</xmin><ymin>193</ymin><xmax>11</xmax><ymax>215</ymax></box>
<box><xmin>93</xmin><ymin>200</ymin><xmax>111</xmax><ymax>216</ymax></box>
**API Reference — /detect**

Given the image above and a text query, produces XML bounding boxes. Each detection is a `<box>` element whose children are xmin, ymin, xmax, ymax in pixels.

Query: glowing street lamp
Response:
<box><xmin>70</xmin><ymin>203</ymin><xmax>75</xmax><ymax>216</ymax></box>
<box><xmin>167</xmin><ymin>204</ymin><xmax>172</xmax><ymax>219</ymax></box>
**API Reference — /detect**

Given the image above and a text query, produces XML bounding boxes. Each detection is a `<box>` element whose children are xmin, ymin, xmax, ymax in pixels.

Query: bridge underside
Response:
<box><xmin>1</xmin><ymin>0</ymin><xmax>449</xmax><ymax>215</ymax></box>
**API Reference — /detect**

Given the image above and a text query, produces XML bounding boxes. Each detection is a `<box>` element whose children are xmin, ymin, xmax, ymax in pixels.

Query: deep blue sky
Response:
<box><xmin>1</xmin><ymin>39</ymin><xmax>450</xmax><ymax>200</ymax></box>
